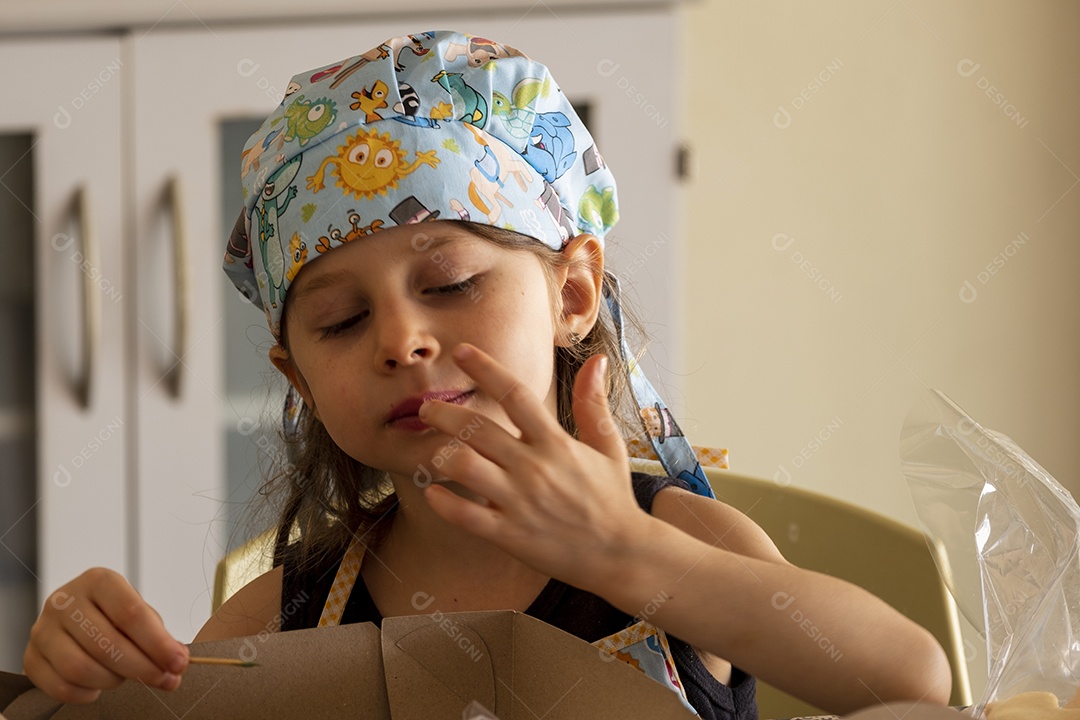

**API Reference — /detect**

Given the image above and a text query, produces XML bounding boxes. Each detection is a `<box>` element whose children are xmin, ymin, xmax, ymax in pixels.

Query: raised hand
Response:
<box><xmin>417</xmin><ymin>342</ymin><xmax>654</xmax><ymax>593</ymax></box>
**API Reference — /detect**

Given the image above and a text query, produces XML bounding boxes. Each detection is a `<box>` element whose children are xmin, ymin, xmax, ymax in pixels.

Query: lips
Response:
<box><xmin>386</xmin><ymin>389</ymin><xmax>474</xmax><ymax>425</ymax></box>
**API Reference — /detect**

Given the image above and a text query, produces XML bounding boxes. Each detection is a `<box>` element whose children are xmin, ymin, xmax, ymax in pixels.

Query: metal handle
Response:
<box><xmin>73</xmin><ymin>186</ymin><xmax>99</xmax><ymax>409</ymax></box>
<box><xmin>164</xmin><ymin>176</ymin><xmax>189</xmax><ymax>399</ymax></box>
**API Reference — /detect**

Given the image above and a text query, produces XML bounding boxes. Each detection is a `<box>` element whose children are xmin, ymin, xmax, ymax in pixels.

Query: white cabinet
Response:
<box><xmin>1</xmin><ymin>8</ymin><xmax>683</xmax><ymax>660</ymax></box>
<box><xmin>0</xmin><ymin>36</ymin><xmax>128</xmax><ymax>670</ymax></box>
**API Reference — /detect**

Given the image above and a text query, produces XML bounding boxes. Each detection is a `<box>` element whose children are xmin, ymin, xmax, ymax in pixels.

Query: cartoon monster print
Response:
<box><xmin>330</xmin><ymin>45</ymin><xmax>392</xmax><ymax>89</ymax></box>
<box><xmin>523</xmin><ymin>111</ymin><xmax>577</xmax><ymax>183</ymax></box>
<box><xmin>306</xmin><ymin>128</ymin><xmax>439</xmax><ymax>200</ymax></box>
<box><xmin>677</xmin><ymin>464</ymin><xmax>713</xmax><ymax>499</ymax></box>
<box><xmin>285</xmin><ymin>232</ymin><xmax>307</xmax><ymax>283</ymax></box>
<box><xmin>443</xmin><ymin>36</ymin><xmax>526</xmax><ymax>67</ymax></box>
<box><xmin>462</xmin><ymin>124</ymin><xmax>532</xmax><ymax>224</ymax></box>
<box><xmin>351</xmin><ymin>79</ymin><xmax>389</xmax><ymax>123</ymax></box>
<box><xmin>314</xmin><ymin>209</ymin><xmax>385</xmax><ymax>253</ymax></box>
<box><xmin>391</xmin><ymin>82</ymin><xmax>441</xmax><ymax>129</ymax></box>
<box><xmin>389</xmin><ymin>196</ymin><xmax>440</xmax><ymax>225</ymax></box>
<box><xmin>640</xmin><ymin>403</ymin><xmax>686</xmax><ymax>445</ymax></box>
<box><xmin>577</xmin><ymin>184</ymin><xmax>618</xmax><ymax>236</ymax></box>
<box><xmin>223</xmin><ymin>209</ymin><xmax>252</xmax><ymax>268</ymax></box>
<box><xmin>449</xmin><ymin>198</ymin><xmax>471</xmax><ymax>221</ymax></box>
<box><xmin>390</xmin><ymin>33</ymin><xmax>433</xmax><ymax>71</ymax></box>
<box><xmin>535</xmin><ymin>181</ymin><xmax>575</xmax><ymax>244</ymax></box>
<box><xmin>240</xmin><ymin>127</ymin><xmax>285</xmax><ymax>179</ymax></box>
<box><xmin>271</xmin><ymin>95</ymin><xmax>337</xmax><ymax>147</ymax></box>
<box><xmin>581</xmin><ymin>144</ymin><xmax>607</xmax><ymax>175</ymax></box>
<box><xmin>491</xmin><ymin>76</ymin><xmax>550</xmax><ymax>139</ymax></box>
<box><xmin>432</xmin><ymin>71</ymin><xmax>487</xmax><ymax>128</ymax></box>
<box><xmin>253</xmin><ymin>155</ymin><xmax>302</xmax><ymax>309</ymax></box>
<box><xmin>310</xmin><ymin>63</ymin><xmax>344</xmax><ymax>84</ymax></box>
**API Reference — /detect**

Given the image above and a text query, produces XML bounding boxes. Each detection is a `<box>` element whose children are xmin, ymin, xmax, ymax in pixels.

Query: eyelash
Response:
<box><xmin>430</xmin><ymin>277</ymin><xmax>477</xmax><ymax>296</ymax></box>
<box><xmin>319</xmin><ymin>277</ymin><xmax>479</xmax><ymax>339</ymax></box>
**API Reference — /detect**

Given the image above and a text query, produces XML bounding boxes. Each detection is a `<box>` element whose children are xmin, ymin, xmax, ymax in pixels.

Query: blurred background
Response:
<box><xmin>1</xmin><ymin>0</ymin><xmax>1076</xmax><ymax>703</ymax></box>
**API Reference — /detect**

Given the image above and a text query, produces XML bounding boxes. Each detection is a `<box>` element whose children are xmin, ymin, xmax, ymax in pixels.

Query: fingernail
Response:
<box><xmin>452</xmin><ymin>344</ymin><xmax>473</xmax><ymax>361</ymax></box>
<box><xmin>161</xmin><ymin>673</ymin><xmax>182</xmax><ymax>691</ymax></box>
<box><xmin>418</xmin><ymin>401</ymin><xmax>430</xmax><ymax>418</ymax></box>
<box><xmin>168</xmin><ymin>648</ymin><xmax>188</xmax><ymax>674</ymax></box>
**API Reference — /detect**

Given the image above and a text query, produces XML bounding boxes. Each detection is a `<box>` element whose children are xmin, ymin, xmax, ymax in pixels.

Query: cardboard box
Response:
<box><xmin>1</xmin><ymin>610</ymin><xmax>697</xmax><ymax>719</ymax></box>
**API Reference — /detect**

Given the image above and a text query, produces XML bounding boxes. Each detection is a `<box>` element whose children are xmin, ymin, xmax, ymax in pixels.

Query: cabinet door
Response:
<box><xmin>0</xmin><ymin>37</ymin><xmax>127</xmax><ymax>667</ymax></box>
<box><xmin>132</xmin><ymin>11</ymin><xmax>679</xmax><ymax>638</ymax></box>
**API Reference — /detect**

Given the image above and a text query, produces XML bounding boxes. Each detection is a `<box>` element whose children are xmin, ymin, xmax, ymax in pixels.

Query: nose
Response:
<box><xmin>372</xmin><ymin>299</ymin><xmax>440</xmax><ymax>371</ymax></box>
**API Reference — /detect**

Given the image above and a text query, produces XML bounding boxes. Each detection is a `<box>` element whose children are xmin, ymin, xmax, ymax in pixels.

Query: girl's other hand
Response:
<box><xmin>23</xmin><ymin>567</ymin><xmax>190</xmax><ymax>704</ymax></box>
<box><xmin>419</xmin><ymin>343</ymin><xmax>646</xmax><ymax>592</ymax></box>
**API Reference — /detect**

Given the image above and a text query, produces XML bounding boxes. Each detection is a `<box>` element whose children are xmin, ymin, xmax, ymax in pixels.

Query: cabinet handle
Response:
<box><xmin>73</xmin><ymin>186</ymin><xmax>99</xmax><ymax>409</ymax></box>
<box><xmin>164</xmin><ymin>176</ymin><xmax>189</xmax><ymax>399</ymax></box>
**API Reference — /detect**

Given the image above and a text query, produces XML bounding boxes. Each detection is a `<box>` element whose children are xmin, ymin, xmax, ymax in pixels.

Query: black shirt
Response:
<box><xmin>280</xmin><ymin>471</ymin><xmax>758</xmax><ymax>720</ymax></box>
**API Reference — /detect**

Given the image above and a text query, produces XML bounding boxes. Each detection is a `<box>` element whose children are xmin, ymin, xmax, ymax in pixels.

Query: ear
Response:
<box><xmin>269</xmin><ymin>344</ymin><xmax>318</xmax><ymax>417</ymax></box>
<box><xmin>554</xmin><ymin>233</ymin><xmax>604</xmax><ymax>346</ymax></box>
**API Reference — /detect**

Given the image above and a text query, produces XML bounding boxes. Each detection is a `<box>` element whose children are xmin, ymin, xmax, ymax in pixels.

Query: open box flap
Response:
<box><xmin>4</xmin><ymin>611</ymin><xmax>697</xmax><ymax>719</ymax></box>
<box><xmin>382</xmin><ymin>611</ymin><xmax>696</xmax><ymax>719</ymax></box>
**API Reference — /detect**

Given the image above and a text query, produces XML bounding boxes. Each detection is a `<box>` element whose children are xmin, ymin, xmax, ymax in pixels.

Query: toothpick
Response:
<box><xmin>187</xmin><ymin>657</ymin><xmax>259</xmax><ymax>668</ymax></box>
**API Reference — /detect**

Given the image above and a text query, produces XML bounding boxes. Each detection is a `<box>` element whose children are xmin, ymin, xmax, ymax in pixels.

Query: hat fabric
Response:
<box><xmin>222</xmin><ymin>30</ymin><xmax>715</xmax><ymax>500</ymax></box>
<box><xmin>223</xmin><ymin>30</ymin><xmax>618</xmax><ymax>337</ymax></box>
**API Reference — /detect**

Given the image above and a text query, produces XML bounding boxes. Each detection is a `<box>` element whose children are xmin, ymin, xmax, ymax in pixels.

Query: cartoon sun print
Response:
<box><xmin>306</xmin><ymin>128</ymin><xmax>439</xmax><ymax>200</ymax></box>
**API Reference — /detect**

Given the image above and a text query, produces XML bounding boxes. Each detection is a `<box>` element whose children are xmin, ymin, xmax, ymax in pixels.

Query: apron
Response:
<box><xmin>317</xmin><ymin>539</ymin><xmax>700</xmax><ymax>716</ymax></box>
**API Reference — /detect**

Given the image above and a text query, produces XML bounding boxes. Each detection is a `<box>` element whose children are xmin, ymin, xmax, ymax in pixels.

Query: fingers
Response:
<box><xmin>571</xmin><ymin>354</ymin><xmax>626</xmax><ymax>461</ymax></box>
<box><xmin>24</xmin><ymin>568</ymin><xmax>187</xmax><ymax>703</ymax></box>
<box><xmin>424</xmin><ymin>483</ymin><xmax>502</xmax><ymax>539</ymax></box>
<box><xmin>24</xmin><ymin>631</ymin><xmax>120</xmax><ymax>704</ymax></box>
<box><xmin>91</xmin><ymin>570</ymin><xmax>189</xmax><ymax>676</ymax></box>
<box><xmin>438</xmin><ymin>343</ymin><xmax>560</xmax><ymax>445</ymax></box>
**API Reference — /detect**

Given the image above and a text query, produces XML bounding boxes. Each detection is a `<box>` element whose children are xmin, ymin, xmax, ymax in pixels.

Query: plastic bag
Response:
<box><xmin>900</xmin><ymin>389</ymin><xmax>1080</xmax><ymax>713</ymax></box>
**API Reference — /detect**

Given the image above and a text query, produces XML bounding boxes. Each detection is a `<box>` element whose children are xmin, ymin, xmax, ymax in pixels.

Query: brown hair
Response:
<box><xmin>262</xmin><ymin>221</ymin><xmax>653</xmax><ymax>573</ymax></box>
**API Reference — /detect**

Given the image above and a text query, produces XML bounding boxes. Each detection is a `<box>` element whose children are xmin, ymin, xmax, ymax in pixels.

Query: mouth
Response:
<box><xmin>387</xmin><ymin>389</ymin><xmax>475</xmax><ymax>429</ymax></box>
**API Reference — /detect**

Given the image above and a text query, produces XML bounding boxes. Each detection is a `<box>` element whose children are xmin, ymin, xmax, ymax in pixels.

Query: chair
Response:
<box><xmin>212</xmin><ymin>527</ymin><xmax>276</xmax><ymax>613</ymax></box>
<box><xmin>629</xmin><ymin>457</ymin><xmax>972</xmax><ymax>717</ymax></box>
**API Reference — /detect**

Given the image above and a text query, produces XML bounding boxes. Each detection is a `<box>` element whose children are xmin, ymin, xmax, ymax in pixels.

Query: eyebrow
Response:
<box><xmin>288</xmin><ymin>234</ymin><xmax>463</xmax><ymax>307</ymax></box>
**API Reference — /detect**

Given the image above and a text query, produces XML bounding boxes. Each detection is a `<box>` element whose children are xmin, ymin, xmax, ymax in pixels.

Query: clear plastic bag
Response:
<box><xmin>900</xmin><ymin>390</ymin><xmax>1080</xmax><ymax>714</ymax></box>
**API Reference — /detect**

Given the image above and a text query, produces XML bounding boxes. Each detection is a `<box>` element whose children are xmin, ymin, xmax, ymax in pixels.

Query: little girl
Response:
<box><xmin>24</xmin><ymin>30</ymin><xmax>951</xmax><ymax>718</ymax></box>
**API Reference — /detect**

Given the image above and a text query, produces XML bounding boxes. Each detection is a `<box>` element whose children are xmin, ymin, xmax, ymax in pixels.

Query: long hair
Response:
<box><xmin>262</xmin><ymin>221</ymin><xmax>653</xmax><ymax>574</ymax></box>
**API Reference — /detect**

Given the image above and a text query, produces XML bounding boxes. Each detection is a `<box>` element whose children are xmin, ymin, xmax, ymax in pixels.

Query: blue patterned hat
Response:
<box><xmin>223</xmin><ymin>30</ymin><xmax>618</xmax><ymax>336</ymax></box>
<box><xmin>223</xmin><ymin>30</ymin><xmax>715</xmax><ymax>499</ymax></box>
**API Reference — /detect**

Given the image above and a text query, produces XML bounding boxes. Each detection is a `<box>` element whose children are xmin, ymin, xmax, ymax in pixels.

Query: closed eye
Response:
<box><xmin>320</xmin><ymin>311</ymin><xmax>367</xmax><ymax>339</ymax></box>
<box><xmin>428</xmin><ymin>276</ymin><xmax>479</xmax><ymax>296</ymax></box>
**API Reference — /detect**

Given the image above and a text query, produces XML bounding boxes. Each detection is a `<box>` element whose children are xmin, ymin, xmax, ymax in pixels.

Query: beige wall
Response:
<box><xmin>681</xmin><ymin>1</ymin><xmax>1080</xmax><ymax>530</ymax></box>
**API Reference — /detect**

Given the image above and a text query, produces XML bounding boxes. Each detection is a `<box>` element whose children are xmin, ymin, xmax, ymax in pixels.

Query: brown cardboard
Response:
<box><xmin>2</xmin><ymin>611</ymin><xmax>696</xmax><ymax>720</ymax></box>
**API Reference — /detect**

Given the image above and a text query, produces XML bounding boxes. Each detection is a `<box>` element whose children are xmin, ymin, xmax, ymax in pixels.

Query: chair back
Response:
<box><xmin>631</xmin><ymin>457</ymin><xmax>971</xmax><ymax>716</ymax></box>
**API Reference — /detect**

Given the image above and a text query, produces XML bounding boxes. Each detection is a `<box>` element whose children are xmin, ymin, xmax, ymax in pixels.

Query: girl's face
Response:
<box><xmin>275</xmin><ymin>222</ymin><xmax>561</xmax><ymax>484</ymax></box>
